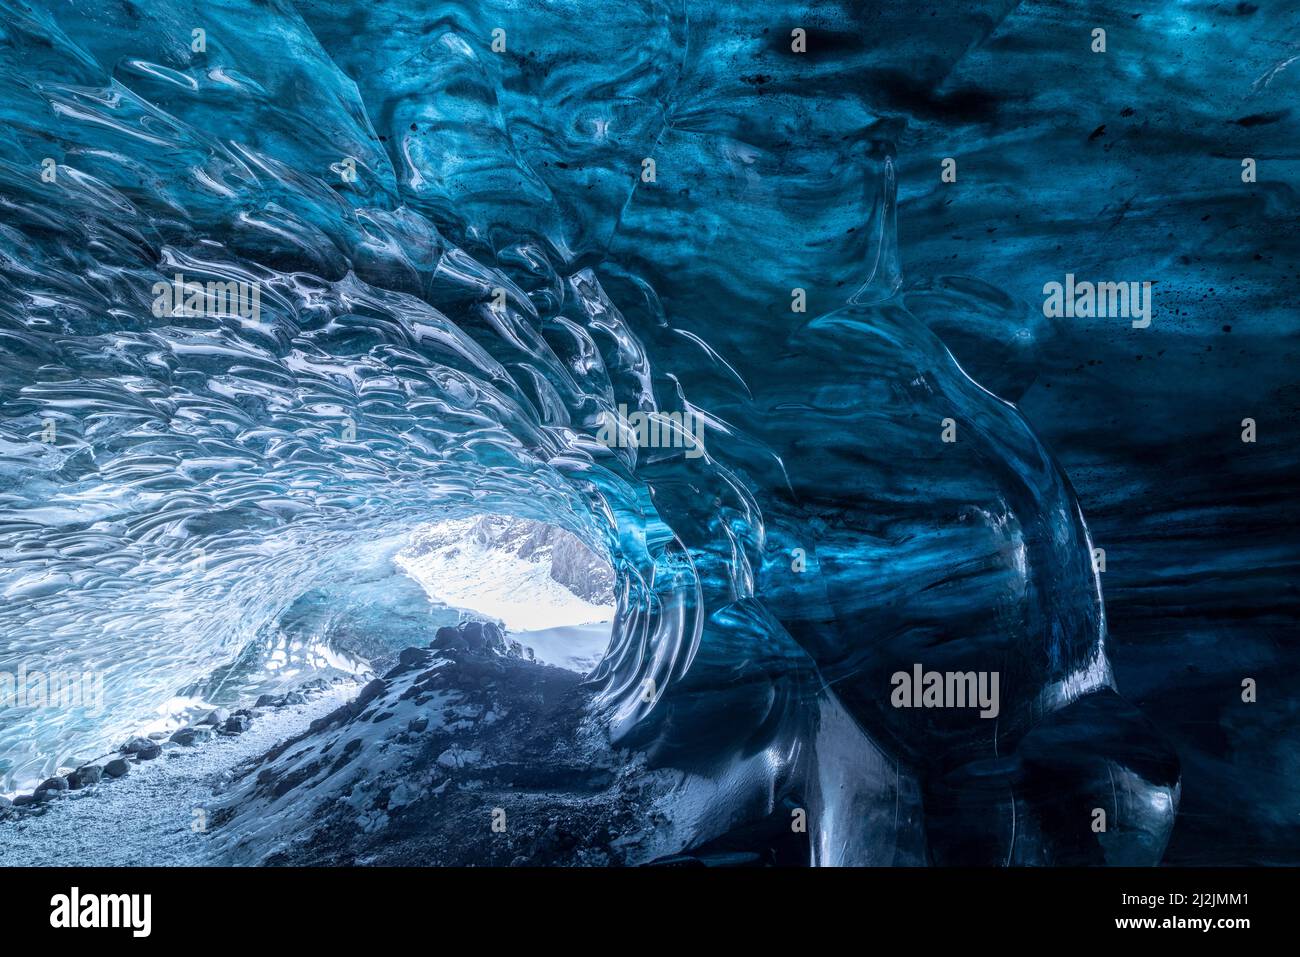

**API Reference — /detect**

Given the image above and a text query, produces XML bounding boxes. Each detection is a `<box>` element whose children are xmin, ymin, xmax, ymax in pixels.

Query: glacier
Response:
<box><xmin>1</xmin><ymin>0</ymin><xmax>1251</xmax><ymax>865</ymax></box>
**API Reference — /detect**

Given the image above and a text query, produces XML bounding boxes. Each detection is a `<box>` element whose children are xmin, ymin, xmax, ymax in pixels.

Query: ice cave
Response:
<box><xmin>8</xmin><ymin>0</ymin><xmax>1293</xmax><ymax>870</ymax></box>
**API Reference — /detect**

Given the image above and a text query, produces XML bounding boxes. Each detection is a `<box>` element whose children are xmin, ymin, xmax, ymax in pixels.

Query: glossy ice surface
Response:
<box><xmin>2</xmin><ymin>0</ymin><xmax>1295</xmax><ymax>864</ymax></box>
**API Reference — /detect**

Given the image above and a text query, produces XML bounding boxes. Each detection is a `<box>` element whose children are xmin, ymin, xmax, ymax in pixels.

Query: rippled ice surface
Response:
<box><xmin>0</xmin><ymin>0</ymin><xmax>1183</xmax><ymax>864</ymax></box>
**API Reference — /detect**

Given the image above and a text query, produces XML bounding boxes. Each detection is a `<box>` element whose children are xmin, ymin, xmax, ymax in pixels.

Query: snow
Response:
<box><xmin>0</xmin><ymin>683</ymin><xmax>356</xmax><ymax>867</ymax></box>
<box><xmin>395</xmin><ymin>515</ymin><xmax>614</xmax><ymax>671</ymax></box>
<box><xmin>511</xmin><ymin>621</ymin><xmax>612</xmax><ymax>673</ymax></box>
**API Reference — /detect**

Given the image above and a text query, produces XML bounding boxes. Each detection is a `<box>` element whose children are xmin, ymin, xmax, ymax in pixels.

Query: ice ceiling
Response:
<box><xmin>0</xmin><ymin>0</ymin><xmax>1177</xmax><ymax>863</ymax></box>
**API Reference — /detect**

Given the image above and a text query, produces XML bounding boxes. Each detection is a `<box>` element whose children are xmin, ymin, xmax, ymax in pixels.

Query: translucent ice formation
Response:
<box><xmin>0</xmin><ymin>0</ymin><xmax>1176</xmax><ymax>863</ymax></box>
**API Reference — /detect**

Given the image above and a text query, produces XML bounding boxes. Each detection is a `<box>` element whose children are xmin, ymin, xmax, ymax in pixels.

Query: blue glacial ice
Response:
<box><xmin>0</xmin><ymin>0</ymin><xmax>1181</xmax><ymax>864</ymax></box>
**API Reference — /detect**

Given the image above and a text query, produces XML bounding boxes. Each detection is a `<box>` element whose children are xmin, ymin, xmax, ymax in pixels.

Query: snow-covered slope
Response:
<box><xmin>396</xmin><ymin>515</ymin><xmax>615</xmax><ymax>672</ymax></box>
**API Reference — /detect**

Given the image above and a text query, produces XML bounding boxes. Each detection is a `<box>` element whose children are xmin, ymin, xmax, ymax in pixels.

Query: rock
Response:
<box><xmin>197</xmin><ymin>708</ymin><xmax>230</xmax><ymax>727</ymax></box>
<box><xmin>170</xmin><ymin>727</ymin><xmax>214</xmax><ymax>746</ymax></box>
<box><xmin>460</xmin><ymin>620</ymin><xmax>485</xmax><ymax>650</ymax></box>
<box><xmin>103</xmin><ymin>758</ymin><xmax>130</xmax><ymax>778</ymax></box>
<box><xmin>399</xmin><ymin>646</ymin><xmax>430</xmax><ymax>667</ymax></box>
<box><xmin>120</xmin><ymin>735</ymin><xmax>162</xmax><ymax>758</ymax></box>
<box><xmin>386</xmin><ymin>646</ymin><xmax>434</xmax><ymax>679</ymax></box>
<box><xmin>482</xmin><ymin>622</ymin><xmax>506</xmax><ymax>652</ymax></box>
<box><xmin>354</xmin><ymin>678</ymin><xmax>386</xmax><ymax>709</ymax></box>
<box><xmin>309</xmin><ymin>703</ymin><xmax>353</xmax><ymax>734</ymax></box>
<box><xmin>0</xmin><ymin>796</ymin><xmax>11</xmax><ymax>809</ymax></box>
<box><xmin>148</xmin><ymin>731</ymin><xmax>169</xmax><ymax>740</ymax></box>
<box><xmin>431</xmin><ymin>626</ymin><xmax>466</xmax><ymax>651</ymax></box>
<box><xmin>255</xmin><ymin>693</ymin><xmax>280</xmax><ymax>708</ymax></box>
<box><xmin>281</xmin><ymin>691</ymin><xmax>306</xmax><ymax>706</ymax></box>
<box><xmin>35</xmin><ymin>775</ymin><xmax>68</xmax><ymax>795</ymax></box>
<box><xmin>223</xmin><ymin>715</ymin><xmax>251</xmax><ymax>734</ymax></box>
<box><xmin>68</xmin><ymin>765</ymin><xmax>102</xmax><ymax>789</ymax></box>
<box><xmin>408</xmin><ymin>715</ymin><xmax>429</xmax><ymax>733</ymax></box>
<box><xmin>12</xmin><ymin>793</ymin><xmax>35</xmax><ymax>807</ymax></box>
